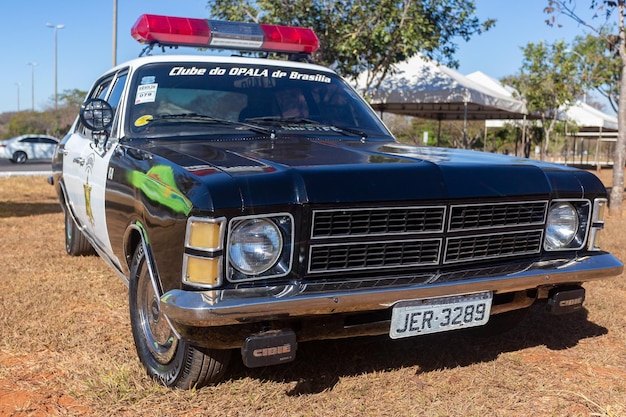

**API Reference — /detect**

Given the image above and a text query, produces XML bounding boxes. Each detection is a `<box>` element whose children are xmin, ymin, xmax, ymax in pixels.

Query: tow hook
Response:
<box><xmin>241</xmin><ymin>329</ymin><xmax>297</xmax><ymax>368</ymax></box>
<box><xmin>546</xmin><ymin>285</ymin><xmax>586</xmax><ymax>315</ymax></box>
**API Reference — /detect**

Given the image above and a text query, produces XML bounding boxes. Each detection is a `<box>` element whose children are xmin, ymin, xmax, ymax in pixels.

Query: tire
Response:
<box><xmin>64</xmin><ymin>208</ymin><xmax>95</xmax><ymax>256</ymax></box>
<box><xmin>129</xmin><ymin>245</ymin><xmax>231</xmax><ymax>389</ymax></box>
<box><xmin>12</xmin><ymin>151</ymin><xmax>27</xmax><ymax>164</ymax></box>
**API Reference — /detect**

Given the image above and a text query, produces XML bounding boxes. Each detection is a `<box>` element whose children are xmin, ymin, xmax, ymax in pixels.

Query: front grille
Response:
<box><xmin>308</xmin><ymin>201</ymin><xmax>548</xmax><ymax>274</ymax></box>
<box><xmin>309</xmin><ymin>239</ymin><xmax>440</xmax><ymax>273</ymax></box>
<box><xmin>444</xmin><ymin>230</ymin><xmax>543</xmax><ymax>263</ymax></box>
<box><xmin>449</xmin><ymin>201</ymin><xmax>547</xmax><ymax>230</ymax></box>
<box><xmin>312</xmin><ymin>206</ymin><xmax>445</xmax><ymax>238</ymax></box>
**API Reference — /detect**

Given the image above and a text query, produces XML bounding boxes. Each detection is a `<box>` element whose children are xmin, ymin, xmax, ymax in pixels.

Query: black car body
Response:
<box><xmin>50</xmin><ymin>16</ymin><xmax>623</xmax><ymax>389</ymax></box>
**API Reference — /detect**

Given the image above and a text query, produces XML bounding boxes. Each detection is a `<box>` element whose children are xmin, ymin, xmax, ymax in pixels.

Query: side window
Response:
<box><xmin>106</xmin><ymin>71</ymin><xmax>128</xmax><ymax>138</ymax></box>
<box><xmin>75</xmin><ymin>71</ymin><xmax>127</xmax><ymax>136</ymax></box>
<box><xmin>107</xmin><ymin>72</ymin><xmax>128</xmax><ymax>112</ymax></box>
<box><xmin>94</xmin><ymin>79</ymin><xmax>113</xmax><ymax>100</ymax></box>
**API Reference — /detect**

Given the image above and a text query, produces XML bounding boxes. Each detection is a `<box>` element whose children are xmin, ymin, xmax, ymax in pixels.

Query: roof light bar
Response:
<box><xmin>131</xmin><ymin>14</ymin><xmax>319</xmax><ymax>54</ymax></box>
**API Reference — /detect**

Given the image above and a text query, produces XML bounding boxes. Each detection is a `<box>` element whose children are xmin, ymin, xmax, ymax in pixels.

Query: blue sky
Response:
<box><xmin>0</xmin><ymin>0</ymin><xmax>611</xmax><ymax>114</ymax></box>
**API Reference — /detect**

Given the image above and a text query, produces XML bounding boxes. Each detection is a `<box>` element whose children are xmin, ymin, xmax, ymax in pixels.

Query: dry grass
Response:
<box><xmin>0</xmin><ymin>173</ymin><xmax>625</xmax><ymax>417</ymax></box>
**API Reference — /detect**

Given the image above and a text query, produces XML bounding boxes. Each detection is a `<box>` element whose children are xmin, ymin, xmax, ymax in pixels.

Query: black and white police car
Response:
<box><xmin>50</xmin><ymin>14</ymin><xmax>623</xmax><ymax>389</ymax></box>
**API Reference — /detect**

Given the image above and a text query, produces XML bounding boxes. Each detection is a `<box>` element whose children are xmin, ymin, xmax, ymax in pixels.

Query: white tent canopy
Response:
<box><xmin>562</xmin><ymin>101</ymin><xmax>618</xmax><ymax>132</ymax></box>
<box><xmin>465</xmin><ymin>70</ymin><xmax>518</xmax><ymax>98</ymax></box>
<box><xmin>356</xmin><ymin>55</ymin><xmax>529</xmax><ymax>121</ymax></box>
<box><xmin>466</xmin><ymin>71</ymin><xmax>618</xmax><ymax>132</ymax></box>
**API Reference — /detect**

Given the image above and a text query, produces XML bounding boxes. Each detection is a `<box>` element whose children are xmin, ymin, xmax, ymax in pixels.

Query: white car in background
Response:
<box><xmin>0</xmin><ymin>134</ymin><xmax>59</xmax><ymax>163</ymax></box>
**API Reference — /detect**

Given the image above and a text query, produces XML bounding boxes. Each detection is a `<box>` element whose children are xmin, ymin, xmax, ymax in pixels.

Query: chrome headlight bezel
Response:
<box><xmin>588</xmin><ymin>198</ymin><xmax>607</xmax><ymax>251</ymax></box>
<box><xmin>226</xmin><ymin>213</ymin><xmax>294</xmax><ymax>282</ymax></box>
<box><xmin>544</xmin><ymin>199</ymin><xmax>591</xmax><ymax>251</ymax></box>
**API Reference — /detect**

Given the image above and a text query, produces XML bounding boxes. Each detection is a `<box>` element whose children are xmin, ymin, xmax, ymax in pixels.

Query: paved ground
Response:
<box><xmin>0</xmin><ymin>158</ymin><xmax>52</xmax><ymax>177</ymax></box>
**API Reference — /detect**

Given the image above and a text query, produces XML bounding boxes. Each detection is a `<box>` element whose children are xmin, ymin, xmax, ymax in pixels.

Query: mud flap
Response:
<box><xmin>546</xmin><ymin>286</ymin><xmax>585</xmax><ymax>315</ymax></box>
<box><xmin>241</xmin><ymin>329</ymin><xmax>297</xmax><ymax>368</ymax></box>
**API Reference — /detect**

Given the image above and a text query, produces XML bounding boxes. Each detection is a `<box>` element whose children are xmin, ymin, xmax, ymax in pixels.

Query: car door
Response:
<box><xmin>39</xmin><ymin>137</ymin><xmax>59</xmax><ymax>159</ymax></box>
<box><xmin>19</xmin><ymin>137</ymin><xmax>38</xmax><ymax>159</ymax></box>
<box><xmin>79</xmin><ymin>70</ymin><xmax>128</xmax><ymax>268</ymax></box>
<box><xmin>63</xmin><ymin>70</ymin><xmax>128</xmax><ymax>269</ymax></box>
<box><xmin>62</xmin><ymin>75</ymin><xmax>114</xmax><ymax>232</ymax></box>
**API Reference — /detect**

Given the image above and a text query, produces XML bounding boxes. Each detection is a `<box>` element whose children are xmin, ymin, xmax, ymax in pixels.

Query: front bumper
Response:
<box><xmin>160</xmin><ymin>253</ymin><xmax>623</xmax><ymax>328</ymax></box>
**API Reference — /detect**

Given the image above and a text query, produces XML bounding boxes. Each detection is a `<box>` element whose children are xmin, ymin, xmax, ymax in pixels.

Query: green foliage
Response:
<box><xmin>545</xmin><ymin>0</ymin><xmax>626</xmax><ymax>216</ymax></box>
<box><xmin>503</xmin><ymin>40</ymin><xmax>582</xmax><ymax>156</ymax></box>
<box><xmin>207</xmin><ymin>0</ymin><xmax>494</xmax><ymax>87</ymax></box>
<box><xmin>508</xmin><ymin>40</ymin><xmax>581</xmax><ymax>116</ymax></box>
<box><xmin>0</xmin><ymin>88</ymin><xmax>86</xmax><ymax>139</ymax></box>
<box><xmin>572</xmin><ymin>29</ymin><xmax>621</xmax><ymax>112</ymax></box>
<box><xmin>5</xmin><ymin>112</ymin><xmax>56</xmax><ymax>138</ymax></box>
<box><xmin>58</xmin><ymin>88</ymin><xmax>88</xmax><ymax>108</ymax></box>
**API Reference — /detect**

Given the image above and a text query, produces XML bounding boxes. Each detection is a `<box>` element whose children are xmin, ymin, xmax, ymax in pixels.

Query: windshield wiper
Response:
<box><xmin>243</xmin><ymin>116</ymin><xmax>321</xmax><ymax>125</ymax></box>
<box><xmin>145</xmin><ymin>113</ymin><xmax>276</xmax><ymax>137</ymax></box>
<box><xmin>146</xmin><ymin>113</ymin><xmax>233</xmax><ymax>124</ymax></box>
<box><xmin>243</xmin><ymin>116</ymin><xmax>368</xmax><ymax>140</ymax></box>
<box><xmin>330</xmin><ymin>125</ymin><xmax>368</xmax><ymax>140</ymax></box>
<box><xmin>146</xmin><ymin>113</ymin><xmax>367</xmax><ymax>140</ymax></box>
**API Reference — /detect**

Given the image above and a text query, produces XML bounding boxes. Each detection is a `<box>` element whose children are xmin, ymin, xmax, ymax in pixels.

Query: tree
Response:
<box><xmin>546</xmin><ymin>0</ymin><xmax>625</xmax><ymax>217</ymax></box>
<box><xmin>503</xmin><ymin>40</ymin><xmax>582</xmax><ymax>159</ymax></box>
<box><xmin>2</xmin><ymin>88</ymin><xmax>86</xmax><ymax>139</ymax></box>
<box><xmin>207</xmin><ymin>0</ymin><xmax>495</xmax><ymax>88</ymax></box>
<box><xmin>571</xmin><ymin>29</ymin><xmax>621</xmax><ymax>112</ymax></box>
<box><xmin>58</xmin><ymin>89</ymin><xmax>87</xmax><ymax>108</ymax></box>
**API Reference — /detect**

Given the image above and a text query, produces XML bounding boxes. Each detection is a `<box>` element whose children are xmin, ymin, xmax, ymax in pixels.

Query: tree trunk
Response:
<box><xmin>610</xmin><ymin>4</ymin><xmax>626</xmax><ymax>217</ymax></box>
<box><xmin>610</xmin><ymin>69</ymin><xmax>626</xmax><ymax>216</ymax></box>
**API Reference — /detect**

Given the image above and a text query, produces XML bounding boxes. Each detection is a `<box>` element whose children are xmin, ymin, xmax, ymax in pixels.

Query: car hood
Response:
<box><xmin>139</xmin><ymin>136</ymin><xmax>605</xmax><ymax>210</ymax></box>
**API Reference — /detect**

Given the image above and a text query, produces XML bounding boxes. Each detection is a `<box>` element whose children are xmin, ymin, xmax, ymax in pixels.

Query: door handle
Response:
<box><xmin>73</xmin><ymin>157</ymin><xmax>85</xmax><ymax>166</ymax></box>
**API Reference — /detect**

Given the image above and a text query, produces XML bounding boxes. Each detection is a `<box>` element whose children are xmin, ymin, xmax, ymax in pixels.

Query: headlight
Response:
<box><xmin>227</xmin><ymin>213</ymin><xmax>293</xmax><ymax>282</ymax></box>
<box><xmin>545</xmin><ymin>202</ymin><xmax>578</xmax><ymax>250</ymax></box>
<box><xmin>229</xmin><ymin>218</ymin><xmax>283</xmax><ymax>275</ymax></box>
<box><xmin>544</xmin><ymin>200</ymin><xmax>590</xmax><ymax>251</ymax></box>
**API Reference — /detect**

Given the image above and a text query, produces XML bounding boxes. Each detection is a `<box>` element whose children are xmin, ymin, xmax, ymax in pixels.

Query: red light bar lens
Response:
<box><xmin>131</xmin><ymin>14</ymin><xmax>210</xmax><ymax>46</ymax></box>
<box><xmin>131</xmin><ymin>14</ymin><xmax>319</xmax><ymax>54</ymax></box>
<box><xmin>260</xmin><ymin>24</ymin><xmax>319</xmax><ymax>53</ymax></box>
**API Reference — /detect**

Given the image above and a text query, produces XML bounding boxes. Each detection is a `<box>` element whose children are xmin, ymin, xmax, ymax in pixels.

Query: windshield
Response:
<box><xmin>126</xmin><ymin>62</ymin><xmax>392</xmax><ymax>139</ymax></box>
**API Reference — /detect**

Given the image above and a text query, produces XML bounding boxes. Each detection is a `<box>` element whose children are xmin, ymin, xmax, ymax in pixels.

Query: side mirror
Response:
<box><xmin>79</xmin><ymin>98</ymin><xmax>114</xmax><ymax>131</ymax></box>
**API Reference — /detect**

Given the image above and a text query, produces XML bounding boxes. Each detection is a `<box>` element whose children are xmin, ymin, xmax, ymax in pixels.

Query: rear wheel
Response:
<box><xmin>129</xmin><ymin>245</ymin><xmax>231</xmax><ymax>389</ymax></box>
<box><xmin>12</xmin><ymin>151</ymin><xmax>27</xmax><ymax>164</ymax></box>
<box><xmin>64</xmin><ymin>207</ymin><xmax>94</xmax><ymax>256</ymax></box>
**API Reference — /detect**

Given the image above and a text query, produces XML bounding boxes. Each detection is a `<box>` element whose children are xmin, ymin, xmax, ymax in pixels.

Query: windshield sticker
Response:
<box><xmin>135</xmin><ymin>83</ymin><xmax>158</xmax><ymax>104</ymax></box>
<box><xmin>169</xmin><ymin>66</ymin><xmax>207</xmax><ymax>76</ymax></box>
<box><xmin>134</xmin><ymin>115</ymin><xmax>153</xmax><ymax>127</ymax></box>
<box><xmin>280</xmin><ymin>125</ymin><xmax>344</xmax><ymax>133</ymax></box>
<box><xmin>166</xmin><ymin>65</ymin><xmax>332</xmax><ymax>84</ymax></box>
<box><xmin>140</xmin><ymin>76</ymin><xmax>156</xmax><ymax>84</ymax></box>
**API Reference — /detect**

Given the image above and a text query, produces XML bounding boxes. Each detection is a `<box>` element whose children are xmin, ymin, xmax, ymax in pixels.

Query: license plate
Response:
<box><xmin>389</xmin><ymin>292</ymin><xmax>492</xmax><ymax>339</ymax></box>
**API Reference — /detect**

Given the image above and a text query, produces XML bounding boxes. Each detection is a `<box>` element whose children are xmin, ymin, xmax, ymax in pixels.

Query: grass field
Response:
<box><xmin>0</xmin><ymin>172</ymin><xmax>624</xmax><ymax>417</ymax></box>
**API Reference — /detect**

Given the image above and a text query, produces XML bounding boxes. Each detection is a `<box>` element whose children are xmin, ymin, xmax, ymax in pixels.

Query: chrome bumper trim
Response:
<box><xmin>160</xmin><ymin>253</ymin><xmax>623</xmax><ymax>328</ymax></box>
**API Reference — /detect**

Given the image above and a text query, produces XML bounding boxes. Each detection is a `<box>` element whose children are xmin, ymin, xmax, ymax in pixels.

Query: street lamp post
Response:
<box><xmin>112</xmin><ymin>0</ymin><xmax>118</xmax><ymax>66</ymax></box>
<box><xmin>27</xmin><ymin>62</ymin><xmax>38</xmax><ymax>112</ymax></box>
<box><xmin>46</xmin><ymin>23</ymin><xmax>64</xmax><ymax>110</ymax></box>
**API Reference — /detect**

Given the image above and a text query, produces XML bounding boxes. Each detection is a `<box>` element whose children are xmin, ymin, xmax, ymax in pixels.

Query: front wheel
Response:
<box><xmin>129</xmin><ymin>245</ymin><xmax>231</xmax><ymax>389</ymax></box>
<box><xmin>12</xmin><ymin>151</ymin><xmax>27</xmax><ymax>164</ymax></box>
